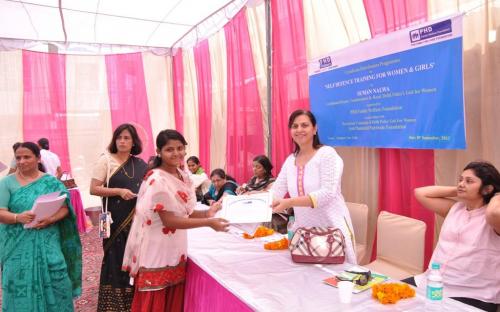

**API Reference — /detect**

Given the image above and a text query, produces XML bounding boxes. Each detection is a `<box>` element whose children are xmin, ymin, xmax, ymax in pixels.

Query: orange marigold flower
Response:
<box><xmin>372</xmin><ymin>283</ymin><xmax>415</xmax><ymax>304</ymax></box>
<box><xmin>253</xmin><ymin>226</ymin><xmax>274</xmax><ymax>237</ymax></box>
<box><xmin>264</xmin><ymin>238</ymin><xmax>289</xmax><ymax>250</ymax></box>
<box><xmin>242</xmin><ymin>226</ymin><xmax>275</xmax><ymax>239</ymax></box>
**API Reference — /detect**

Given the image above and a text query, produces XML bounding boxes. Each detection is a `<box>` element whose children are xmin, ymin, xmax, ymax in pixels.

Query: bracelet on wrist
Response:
<box><xmin>14</xmin><ymin>214</ymin><xmax>17</xmax><ymax>223</ymax></box>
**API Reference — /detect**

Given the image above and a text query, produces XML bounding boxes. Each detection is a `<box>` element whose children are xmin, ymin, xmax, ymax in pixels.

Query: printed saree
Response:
<box><xmin>0</xmin><ymin>174</ymin><xmax>82</xmax><ymax>312</ymax></box>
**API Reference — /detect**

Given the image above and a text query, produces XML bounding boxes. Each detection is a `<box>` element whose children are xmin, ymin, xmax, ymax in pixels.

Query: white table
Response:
<box><xmin>187</xmin><ymin>227</ymin><xmax>481</xmax><ymax>311</ymax></box>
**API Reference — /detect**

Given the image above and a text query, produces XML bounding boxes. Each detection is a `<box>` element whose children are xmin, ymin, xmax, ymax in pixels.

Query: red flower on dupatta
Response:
<box><xmin>154</xmin><ymin>203</ymin><xmax>164</xmax><ymax>212</ymax></box>
<box><xmin>177</xmin><ymin>191</ymin><xmax>188</xmax><ymax>203</ymax></box>
<box><xmin>162</xmin><ymin>227</ymin><xmax>176</xmax><ymax>235</ymax></box>
<box><xmin>143</xmin><ymin>170</ymin><xmax>154</xmax><ymax>181</ymax></box>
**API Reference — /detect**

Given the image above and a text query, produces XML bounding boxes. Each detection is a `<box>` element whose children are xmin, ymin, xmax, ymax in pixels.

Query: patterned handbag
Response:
<box><xmin>60</xmin><ymin>172</ymin><xmax>78</xmax><ymax>189</ymax></box>
<box><xmin>289</xmin><ymin>227</ymin><xmax>346</xmax><ymax>264</ymax></box>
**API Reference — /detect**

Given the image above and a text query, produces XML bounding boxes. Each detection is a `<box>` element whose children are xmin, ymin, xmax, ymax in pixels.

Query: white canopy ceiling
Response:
<box><xmin>0</xmin><ymin>0</ymin><xmax>249</xmax><ymax>50</ymax></box>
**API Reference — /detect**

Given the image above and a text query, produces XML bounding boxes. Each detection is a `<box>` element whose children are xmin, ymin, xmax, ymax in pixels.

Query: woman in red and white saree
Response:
<box><xmin>122</xmin><ymin>129</ymin><xmax>228</xmax><ymax>312</ymax></box>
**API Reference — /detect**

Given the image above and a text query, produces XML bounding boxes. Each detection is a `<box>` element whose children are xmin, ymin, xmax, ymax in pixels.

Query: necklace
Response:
<box><xmin>121</xmin><ymin>158</ymin><xmax>135</xmax><ymax>179</ymax></box>
<box><xmin>17</xmin><ymin>170</ymin><xmax>40</xmax><ymax>181</ymax></box>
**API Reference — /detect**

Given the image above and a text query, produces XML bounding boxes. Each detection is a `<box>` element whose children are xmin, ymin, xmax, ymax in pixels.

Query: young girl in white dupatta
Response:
<box><xmin>122</xmin><ymin>129</ymin><xmax>229</xmax><ymax>312</ymax></box>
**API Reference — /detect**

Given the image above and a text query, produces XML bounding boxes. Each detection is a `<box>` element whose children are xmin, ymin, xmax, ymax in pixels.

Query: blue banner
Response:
<box><xmin>309</xmin><ymin>17</ymin><xmax>465</xmax><ymax>149</ymax></box>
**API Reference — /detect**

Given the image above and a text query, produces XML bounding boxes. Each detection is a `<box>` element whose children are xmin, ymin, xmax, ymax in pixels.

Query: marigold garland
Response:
<box><xmin>264</xmin><ymin>238</ymin><xmax>289</xmax><ymax>250</ymax></box>
<box><xmin>372</xmin><ymin>283</ymin><xmax>415</xmax><ymax>304</ymax></box>
<box><xmin>242</xmin><ymin>225</ymin><xmax>274</xmax><ymax>239</ymax></box>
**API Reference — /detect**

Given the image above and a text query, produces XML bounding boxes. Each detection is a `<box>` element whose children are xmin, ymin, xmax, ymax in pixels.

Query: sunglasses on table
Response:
<box><xmin>337</xmin><ymin>270</ymin><xmax>372</xmax><ymax>286</ymax></box>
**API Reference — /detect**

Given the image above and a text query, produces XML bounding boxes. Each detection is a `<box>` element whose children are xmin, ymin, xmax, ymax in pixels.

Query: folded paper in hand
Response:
<box><xmin>0</xmin><ymin>160</ymin><xmax>7</xmax><ymax>173</ymax></box>
<box><xmin>24</xmin><ymin>191</ymin><xmax>67</xmax><ymax>229</ymax></box>
<box><xmin>218</xmin><ymin>192</ymin><xmax>273</xmax><ymax>223</ymax></box>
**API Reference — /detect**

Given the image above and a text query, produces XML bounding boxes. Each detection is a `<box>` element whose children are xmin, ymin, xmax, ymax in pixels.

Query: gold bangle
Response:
<box><xmin>14</xmin><ymin>214</ymin><xmax>17</xmax><ymax>223</ymax></box>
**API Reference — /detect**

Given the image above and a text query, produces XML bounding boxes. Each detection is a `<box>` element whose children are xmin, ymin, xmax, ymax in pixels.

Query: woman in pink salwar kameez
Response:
<box><xmin>122</xmin><ymin>129</ymin><xmax>229</xmax><ymax>312</ymax></box>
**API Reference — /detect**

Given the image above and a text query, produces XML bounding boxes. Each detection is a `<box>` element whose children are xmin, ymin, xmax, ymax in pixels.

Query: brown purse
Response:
<box><xmin>289</xmin><ymin>227</ymin><xmax>345</xmax><ymax>264</ymax></box>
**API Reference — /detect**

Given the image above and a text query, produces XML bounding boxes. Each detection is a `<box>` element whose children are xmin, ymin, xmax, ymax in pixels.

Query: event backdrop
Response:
<box><xmin>0</xmin><ymin>0</ymin><xmax>498</xmax><ymax>268</ymax></box>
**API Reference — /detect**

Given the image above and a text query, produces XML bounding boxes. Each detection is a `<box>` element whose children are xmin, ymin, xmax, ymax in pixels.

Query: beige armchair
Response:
<box><xmin>346</xmin><ymin>202</ymin><xmax>370</xmax><ymax>265</ymax></box>
<box><xmin>366</xmin><ymin>211</ymin><xmax>426</xmax><ymax>280</ymax></box>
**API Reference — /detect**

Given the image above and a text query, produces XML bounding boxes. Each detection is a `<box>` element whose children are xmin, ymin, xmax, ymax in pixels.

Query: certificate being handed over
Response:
<box><xmin>217</xmin><ymin>192</ymin><xmax>273</xmax><ymax>224</ymax></box>
<box><xmin>24</xmin><ymin>191</ymin><xmax>67</xmax><ymax>229</ymax></box>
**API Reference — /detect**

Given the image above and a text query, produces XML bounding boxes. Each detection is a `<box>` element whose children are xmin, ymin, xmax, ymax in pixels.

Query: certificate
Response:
<box><xmin>217</xmin><ymin>192</ymin><xmax>273</xmax><ymax>223</ymax></box>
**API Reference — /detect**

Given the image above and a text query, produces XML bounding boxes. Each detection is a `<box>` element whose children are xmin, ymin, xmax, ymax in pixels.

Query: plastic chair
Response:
<box><xmin>366</xmin><ymin>211</ymin><xmax>426</xmax><ymax>280</ymax></box>
<box><xmin>346</xmin><ymin>202</ymin><xmax>369</xmax><ymax>265</ymax></box>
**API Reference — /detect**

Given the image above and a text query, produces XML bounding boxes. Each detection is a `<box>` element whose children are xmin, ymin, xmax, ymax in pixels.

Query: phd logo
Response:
<box><xmin>410</xmin><ymin>30</ymin><xmax>421</xmax><ymax>41</ymax></box>
<box><xmin>410</xmin><ymin>19</ymin><xmax>452</xmax><ymax>43</ymax></box>
<box><xmin>319</xmin><ymin>56</ymin><xmax>332</xmax><ymax>69</ymax></box>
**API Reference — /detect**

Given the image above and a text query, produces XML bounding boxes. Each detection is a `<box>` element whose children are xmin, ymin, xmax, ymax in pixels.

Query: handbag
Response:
<box><xmin>99</xmin><ymin>153</ymin><xmax>113</xmax><ymax>239</ymax></box>
<box><xmin>60</xmin><ymin>172</ymin><xmax>77</xmax><ymax>189</ymax></box>
<box><xmin>289</xmin><ymin>227</ymin><xmax>346</xmax><ymax>264</ymax></box>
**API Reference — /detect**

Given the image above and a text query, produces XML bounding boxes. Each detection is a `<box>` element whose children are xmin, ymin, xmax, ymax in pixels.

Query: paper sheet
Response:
<box><xmin>24</xmin><ymin>191</ymin><xmax>67</xmax><ymax>229</ymax></box>
<box><xmin>218</xmin><ymin>192</ymin><xmax>273</xmax><ymax>223</ymax></box>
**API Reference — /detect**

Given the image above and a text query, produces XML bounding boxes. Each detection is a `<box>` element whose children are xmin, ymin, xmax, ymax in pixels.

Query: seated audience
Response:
<box><xmin>236</xmin><ymin>155</ymin><xmax>275</xmax><ymax>194</ymax></box>
<box><xmin>186</xmin><ymin>156</ymin><xmax>210</xmax><ymax>201</ymax></box>
<box><xmin>407</xmin><ymin>161</ymin><xmax>500</xmax><ymax>312</ymax></box>
<box><xmin>202</xmin><ymin>168</ymin><xmax>238</xmax><ymax>205</ymax></box>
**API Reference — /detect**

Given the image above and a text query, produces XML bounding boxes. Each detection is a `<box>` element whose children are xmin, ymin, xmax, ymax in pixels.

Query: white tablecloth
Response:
<box><xmin>187</xmin><ymin>227</ymin><xmax>480</xmax><ymax>311</ymax></box>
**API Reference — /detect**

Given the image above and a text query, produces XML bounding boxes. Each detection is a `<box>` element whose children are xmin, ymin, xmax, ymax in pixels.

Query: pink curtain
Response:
<box><xmin>363</xmin><ymin>0</ymin><xmax>434</xmax><ymax>266</ymax></box>
<box><xmin>172</xmin><ymin>50</ymin><xmax>184</xmax><ymax>134</ymax></box>
<box><xmin>363</xmin><ymin>0</ymin><xmax>428</xmax><ymax>37</ymax></box>
<box><xmin>194</xmin><ymin>40</ymin><xmax>212</xmax><ymax>172</ymax></box>
<box><xmin>105</xmin><ymin>53</ymin><xmax>155</xmax><ymax>160</ymax></box>
<box><xmin>224</xmin><ymin>9</ymin><xmax>265</xmax><ymax>184</ymax></box>
<box><xmin>22</xmin><ymin>50</ymin><xmax>71</xmax><ymax>172</ymax></box>
<box><xmin>270</xmin><ymin>0</ymin><xmax>310</xmax><ymax>174</ymax></box>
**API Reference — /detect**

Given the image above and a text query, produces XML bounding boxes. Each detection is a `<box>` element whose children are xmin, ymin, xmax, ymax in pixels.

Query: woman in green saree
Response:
<box><xmin>0</xmin><ymin>142</ymin><xmax>82</xmax><ymax>312</ymax></box>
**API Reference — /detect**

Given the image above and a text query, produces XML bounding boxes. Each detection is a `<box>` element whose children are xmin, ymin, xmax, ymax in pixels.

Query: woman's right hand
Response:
<box><xmin>119</xmin><ymin>189</ymin><xmax>137</xmax><ymax>200</ymax></box>
<box><xmin>208</xmin><ymin>218</ymin><xmax>229</xmax><ymax>232</ymax></box>
<box><xmin>16</xmin><ymin>211</ymin><xmax>35</xmax><ymax>224</ymax></box>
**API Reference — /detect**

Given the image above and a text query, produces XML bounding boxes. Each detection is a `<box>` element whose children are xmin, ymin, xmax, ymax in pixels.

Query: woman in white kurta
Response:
<box><xmin>271</xmin><ymin>109</ymin><xmax>357</xmax><ymax>264</ymax></box>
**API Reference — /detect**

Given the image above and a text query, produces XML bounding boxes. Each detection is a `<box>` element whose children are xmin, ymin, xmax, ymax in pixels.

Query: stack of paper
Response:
<box><xmin>24</xmin><ymin>191</ymin><xmax>67</xmax><ymax>229</ymax></box>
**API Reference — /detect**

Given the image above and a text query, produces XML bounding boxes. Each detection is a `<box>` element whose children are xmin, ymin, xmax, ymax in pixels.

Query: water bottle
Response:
<box><xmin>287</xmin><ymin>216</ymin><xmax>295</xmax><ymax>241</ymax></box>
<box><xmin>426</xmin><ymin>262</ymin><xmax>443</xmax><ymax>311</ymax></box>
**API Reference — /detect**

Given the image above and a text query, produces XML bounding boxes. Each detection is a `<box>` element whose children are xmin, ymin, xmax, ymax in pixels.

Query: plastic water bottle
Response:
<box><xmin>426</xmin><ymin>262</ymin><xmax>443</xmax><ymax>311</ymax></box>
<box><xmin>287</xmin><ymin>216</ymin><xmax>295</xmax><ymax>241</ymax></box>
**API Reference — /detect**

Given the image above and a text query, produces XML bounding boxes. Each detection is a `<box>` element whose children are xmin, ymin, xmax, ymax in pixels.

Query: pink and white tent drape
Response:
<box><xmin>1</xmin><ymin>0</ymin><xmax>498</xmax><ymax>269</ymax></box>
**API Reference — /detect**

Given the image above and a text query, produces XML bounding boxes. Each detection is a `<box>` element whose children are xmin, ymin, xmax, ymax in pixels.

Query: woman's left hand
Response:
<box><xmin>32</xmin><ymin>217</ymin><xmax>55</xmax><ymax>229</ymax></box>
<box><xmin>272</xmin><ymin>198</ymin><xmax>290</xmax><ymax>213</ymax></box>
<box><xmin>207</xmin><ymin>201</ymin><xmax>222</xmax><ymax>217</ymax></box>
